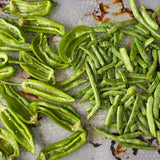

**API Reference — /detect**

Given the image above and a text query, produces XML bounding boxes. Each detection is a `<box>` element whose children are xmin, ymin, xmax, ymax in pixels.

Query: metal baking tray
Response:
<box><xmin>0</xmin><ymin>0</ymin><xmax>160</xmax><ymax>159</ymax></box>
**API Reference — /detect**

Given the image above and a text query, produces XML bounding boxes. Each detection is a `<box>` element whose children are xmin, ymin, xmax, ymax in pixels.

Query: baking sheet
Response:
<box><xmin>0</xmin><ymin>0</ymin><xmax>160</xmax><ymax>160</ymax></box>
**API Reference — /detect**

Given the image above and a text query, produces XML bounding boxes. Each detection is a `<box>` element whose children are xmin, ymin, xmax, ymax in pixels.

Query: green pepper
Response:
<box><xmin>32</xmin><ymin>33</ymin><xmax>68</xmax><ymax>69</ymax></box>
<box><xmin>0</xmin><ymin>66</ymin><xmax>15</xmax><ymax>80</ymax></box>
<box><xmin>0</xmin><ymin>128</ymin><xmax>20</xmax><ymax>160</ymax></box>
<box><xmin>0</xmin><ymin>52</ymin><xmax>9</xmax><ymax>68</ymax></box>
<box><xmin>0</xmin><ymin>83</ymin><xmax>39</xmax><ymax>125</ymax></box>
<box><xmin>19</xmin><ymin>51</ymin><xmax>55</xmax><ymax>84</ymax></box>
<box><xmin>36</xmin><ymin>132</ymin><xmax>87</xmax><ymax>160</ymax></box>
<box><xmin>0</xmin><ymin>32</ymin><xmax>31</xmax><ymax>51</ymax></box>
<box><xmin>0</xmin><ymin>102</ymin><xmax>35</xmax><ymax>154</ymax></box>
<box><xmin>58</xmin><ymin>26</ymin><xmax>93</xmax><ymax>64</ymax></box>
<box><xmin>0</xmin><ymin>18</ymin><xmax>25</xmax><ymax>42</ymax></box>
<box><xmin>0</xmin><ymin>79</ymin><xmax>75</xmax><ymax>103</ymax></box>
<box><xmin>0</xmin><ymin>152</ymin><xmax>2</xmax><ymax>160</ymax></box>
<box><xmin>3</xmin><ymin>0</ymin><xmax>57</xmax><ymax>17</ymax></box>
<box><xmin>31</xmin><ymin>100</ymin><xmax>84</xmax><ymax>132</ymax></box>
<box><xmin>13</xmin><ymin>16</ymin><xmax>65</xmax><ymax>37</ymax></box>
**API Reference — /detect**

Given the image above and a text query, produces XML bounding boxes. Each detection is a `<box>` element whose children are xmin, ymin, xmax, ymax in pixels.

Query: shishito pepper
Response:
<box><xmin>36</xmin><ymin>132</ymin><xmax>87</xmax><ymax>160</ymax></box>
<box><xmin>3</xmin><ymin>0</ymin><xmax>57</xmax><ymax>17</ymax></box>
<box><xmin>0</xmin><ymin>128</ymin><xmax>20</xmax><ymax>160</ymax></box>
<box><xmin>0</xmin><ymin>18</ymin><xmax>25</xmax><ymax>42</ymax></box>
<box><xmin>30</xmin><ymin>100</ymin><xmax>84</xmax><ymax>133</ymax></box>
<box><xmin>0</xmin><ymin>66</ymin><xmax>15</xmax><ymax>80</ymax></box>
<box><xmin>0</xmin><ymin>52</ymin><xmax>9</xmax><ymax>68</ymax></box>
<box><xmin>13</xmin><ymin>16</ymin><xmax>65</xmax><ymax>37</ymax></box>
<box><xmin>19</xmin><ymin>51</ymin><xmax>55</xmax><ymax>84</ymax></box>
<box><xmin>58</xmin><ymin>26</ymin><xmax>93</xmax><ymax>64</ymax></box>
<box><xmin>32</xmin><ymin>33</ymin><xmax>68</xmax><ymax>69</ymax></box>
<box><xmin>0</xmin><ymin>84</ymin><xmax>39</xmax><ymax>125</ymax></box>
<box><xmin>0</xmin><ymin>102</ymin><xmax>35</xmax><ymax>154</ymax></box>
<box><xmin>0</xmin><ymin>79</ymin><xmax>75</xmax><ymax>103</ymax></box>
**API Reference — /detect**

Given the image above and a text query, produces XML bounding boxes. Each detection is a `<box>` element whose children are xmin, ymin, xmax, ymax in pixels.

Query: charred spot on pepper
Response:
<box><xmin>19</xmin><ymin>90</ymin><xmax>41</xmax><ymax>100</ymax></box>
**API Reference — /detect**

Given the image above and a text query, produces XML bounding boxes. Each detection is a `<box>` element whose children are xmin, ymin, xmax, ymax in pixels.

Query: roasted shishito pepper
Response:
<box><xmin>0</xmin><ymin>128</ymin><xmax>20</xmax><ymax>160</ymax></box>
<box><xmin>0</xmin><ymin>102</ymin><xmax>36</xmax><ymax>154</ymax></box>
<box><xmin>36</xmin><ymin>132</ymin><xmax>87</xmax><ymax>160</ymax></box>
<box><xmin>0</xmin><ymin>66</ymin><xmax>15</xmax><ymax>80</ymax></box>
<box><xmin>30</xmin><ymin>100</ymin><xmax>85</xmax><ymax>133</ymax></box>
<box><xmin>3</xmin><ymin>0</ymin><xmax>57</xmax><ymax>17</ymax></box>
<box><xmin>0</xmin><ymin>83</ymin><xmax>39</xmax><ymax>125</ymax></box>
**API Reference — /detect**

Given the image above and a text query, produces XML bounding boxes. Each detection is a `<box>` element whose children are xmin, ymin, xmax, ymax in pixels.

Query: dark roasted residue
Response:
<box><xmin>89</xmin><ymin>141</ymin><xmax>102</xmax><ymax>148</ymax></box>
<box><xmin>132</xmin><ymin>148</ymin><xmax>138</xmax><ymax>156</ymax></box>
<box><xmin>110</xmin><ymin>140</ymin><xmax>121</xmax><ymax>160</ymax></box>
<box><xmin>20</xmin><ymin>90</ymin><xmax>41</xmax><ymax>100</ymax></box>
<box><xmin>158</xmin><ymin>149</ymin><xmax>160</xmax><ymax>154</ymax></box>
<box><xmin>27</xmin><ymin>124</ymin><xmax>37</xmax><ymax>129</ymax></box>
<box><xmin>115</xmin><ymin>144</ymin><xmax>126</xmax><ymax>155</ymax></box>
<box><xmin>147</xmin><ymin>137</ymin><xmax>156</xmax><ymax>145</ymax></box>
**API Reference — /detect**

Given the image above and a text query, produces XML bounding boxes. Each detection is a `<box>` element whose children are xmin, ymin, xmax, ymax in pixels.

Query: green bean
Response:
<box><xmin>136</xmin><ymin>120</ymin><xmax>151</xmax><ymax>136</ymax></box>
<box><xmin>116</xmin><ymin>68</ymin><xmax>127</xmax><ymax>82</ymax></box>
<box><xmin>136</xmin><ymin>83</ymin><xmax>148</xmax><ymax>93</ymax></box>
<box><xmin>139</xmin><ymin>99</ymin><xmax>146</xmax><ymax>116</ymax></box>
<box><xmin>136</xmin><ymin>56</ymin><xmax>147</xmax><ymax>68</ymax></box>
<box><xmin>115</xmin><ymin>68</ymin><xmax>121</xmax><ymax>79</ymax></box>
<box><xmin>117</xmin><ymin>105</ymin><xmax>123</xmax><ymax>135</ymax></box>
<box><xmin>72</xmin><ymin>49</ymin><xmax>83</xmax><ymax>69</ymax></box>
<box><xmin>157</xmin><ymin>130</ymin><xmax>160</xmax><ymax>145</ymax></box>
<box><xmin>130</xmin><ymin>123</ymin><xmax>137</xmax><ymax>133</ymax></box>
<box><xmin>124</xmin><ymin>96</ymin><xmax>135</xmax><ymax>109</ymax></box>
<box><xmin>137</xmin><ymin>111</ymin><xmax>147</xmax><ymax>126</ymax></box>
<box><xmin>121</xmin><ymin>86</ymin><xmax>137</xmax><ymax>103</ymax></box>
<box><xmin>101</xmin><ymin>84</ymin><xmax>126</xmax><ymax>92</ymax></box>
<box><xmin>120</xmin><ymin>131</ymin><xmax>143</xmax><ymax>139</ymax></box>
<box><xmin>99</xmin><ymin>21</ymin><xmax>113</xmax><ymax>28</ymax></box>
<box><xmin>57</xmin><ymin>66</ymin><xmax>86</xmax><ymax>86</ymax></box>
<box><xmin>111</xmin><ymin>123</ymin><xmax>117</xmax><ymax>129</ymax></box>
<box><xmin>151</xmin><ymin>6</ymin><xmax>160</xmax><ymax>20</ymax></box>
<box><xmin>76</xmin><ymin>52</ymin><xmax>87</xmax><ymax>70</ymax></box>
<box><xmin>94</xmin><ymin>127</ymin><xmax>148</xmax><ymax>146</ymax></box>
<box><xmin>85</xmin><ymin>62</ymin><xmax>101</xmax><ymax>120</ymax></box>
<box><xmin>110</xmin><ymin>45</ymin><xmax>122</xmax><ymax>60</ymax></box>
<box><xmin>154</xmin><ymin>119</ymin><xmax>160</xmax><ymax>130</ymax></box>
<box><xmin>146</xmin><ymin>49</ymin><xmax>158</xmax><ymax>79</ymax></box>
<box><xmin>115</xmin><ymin>60</ymin><xmax>124</xmax><ymax>68</ymax></box>
<box><xmin>153</xmin><ymin>83</ymin><xmax>160</xmax><ymax>119</ymax></box>
<box><xmin>120</xmin><ymin>47</ymin><xmax>133</xmax><ymax>73</ymax></box>
<box><xmin>97</xmin><ymin>46</ymin><xmax>110</xmax><ymax>64</ymax></box>
<box><xmin>90</xmin><ymin>32</ymin><xmax>105</xmax><ymax>66</ymax></box>
<box><xmin>117</xmin><ymin>32</ymin><xmax>124</xmax><ymax>45</ymax></box>
<box><xmin>79</xmin><ymin>45</ymin><xmax>100</xmax><ymax>68</ymax></box>
<box><xmin>146</xmin><ymin>96</ymin><xmax>156</xmax><ymax>137</ymax></box>
<box><xmin>128</xmin><ymin>0</ymin><xmax>160</xmax><ymax>40</ymax></box>
<box><xmin>125</xmin><ymin>73</ymin><xmax>148</xmax><ymax>80</ymax></box>
<box><xmin>73</xmin><ymin>84</ymin><xmax>91</xmax><ymax>99</ymax></box>
<box><xmin>147</xmin><ymin>76</ymin><xmax>159</xmax><ymax>94</ymax></box>
<box><xmin>102</xmin><ymin>91</ymin><xmax>125</xmax><ymax>98</ymax></box>
<box><xmin>135</xmin><ymin>23</ymin><xmax>150</xmax><ymax>35</ymax></box>
<box><xmin>79</xmin><ymin>88</ymin><xmax>93</xmax><ymax>103</ymax></box>
<box><xmin>99</xmin><ymin>41</ymin><xmax>112</xmax><ymax>48</ymax></box>
<box><xmin>105</xmin><ymin>95</ymin><xmax>121</xmax><ymax>131</ymax></box>
<box><xmin>107</xmin><ymin>68</ymin><xmax>114</xmax><ymax>79</ymax></box>
<box><xmin>144</xmin><ymin>37</ymin><xmax>154</xmax><ymax>48</ymax></box>
<box><xmin>124</xmin><ymin>96</ymin><xmax>139</xmax><ymax>134</ymax></box>
<box><xmin>130</xmin><ymin>27</ymin><xmax>148</xmax><ymax>35</ymax></box>
<box><xmin>140</xmin><ymin>5</ymin><xmax>159</xmax><ymax>31</ymax></box>
<box><xmin>92</xmin><ymin>27</ymin><xmax>109</xmax><ymax>32</ymax></box>
<box><xmin>118</xmin><ymin>142</ymin><xmax>155</xmax><ymax>150</ymax></box>
<box><xmin>113</xmin><ymin>32</ymin><xmax>119</xmax><ymax>46</ymax></box>
<box><xmin>130</xmin><ymin>37</ymin><xmax>137</xmax><ymax>61</ymax></box>
<box><xmin>158</xmin><ymin>50</ymin><xmax>160</xmax><ymax>65</ymax></box>
<box><xmin>60</xmin><ymin>76</ymin><xmax>88</xmax><ymax>91</ymax></box>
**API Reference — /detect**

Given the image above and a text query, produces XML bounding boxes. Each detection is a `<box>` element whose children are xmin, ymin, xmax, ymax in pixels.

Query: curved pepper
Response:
<box><xmin>32</xmin><ymin>33</ymin><xmax>68</xmax><ymax>69</ymax></box>
<box><xmin>3</xmin><ymin>0</ymin><xmax>56</xmax><ymax>17</ymax></box>
<box><xmin>0</xmin><ymin>102</ymin><xmax>35</xmax><ymax>154</ymax></box>
<box><xmin>58</xmin><ymin>25</ymin><xmax>93</xmax><ymax>63</ymax></box>
<box><xmin>0</xmin><ymin>128</ymin><xmax>20</xmax><ymax>160</ymax></box>
<box><xmin>0</xmin><ymin>84</ymin><xmax>39</xmax><ymax>125</ymax></box>
<box><xmin>13</xmin><ymin>16</ymin><xmax>65</xmax><ymax>37</ymax></box>
<box><xmin>0</xmin><ymin>52</ymin><xmax>9</xmax><ymax>68</ymax></box>
<box><xmin>0</xmin><ymin>66</ymin><xmax>15</xmax><ymax>80</ymax></box>
<box><xmin>0</xmin><ymin>18</ymin><xmax>25</xmax><ymax>42</ymax></box>
<box><xmin>19</xmin><ymin>51</ymin><xmax>55</xmax><ymax>84</ymax></box>
<box><xmin>36</xmin><ymin>132</ymin><xmax>87</xmax><ymax>160</ymax></box>
<box><xmin>31</xmin><ymin>100</ymin><xmax>84</xmax><ymax>132</ymax></box>
<box><xmin>0</xmin><ymin>32</ymin><xmax>31</xmax><ymax>51</ymax></box>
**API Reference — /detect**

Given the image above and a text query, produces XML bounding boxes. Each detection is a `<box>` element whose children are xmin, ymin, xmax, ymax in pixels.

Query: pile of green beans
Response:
<box><xmin>0</xmin><ymin>0</ymin><xmax>160</xmax><ymax>159</ymax></box>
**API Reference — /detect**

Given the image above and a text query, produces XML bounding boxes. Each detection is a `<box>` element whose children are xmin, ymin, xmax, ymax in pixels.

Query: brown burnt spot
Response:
<box><xmin>40</xmin><ymin>134</ymin><xmax>43</xmax><ymax>138</ymax></box>
<box><xmin>110</xmin><ymin>140</ymin><xmax>121</xmax><ymax>160</ymax></box>
<box><xmin>115</xmin><ymin>144</ymin><xmax>127</xmax><ymax>155</ymax></box>
<box><xmin>103</xmin><ymin>4</ymin><xmax>109</xmax><ymax>9</ymax></box>
<box><xmin>104</xmin><ymin>17</ymin><xmax>111</xmax><ymax>22</ymax></box>
<box><xmin>132</xmin><ymin>148</ymin><xmax>138</xmax><ymax>156</ymax></box>
<box><xmin>113</xmin><ymin>0</ymin><xmax>121</xmax><ymax>5</ymax></box>
<box><xmin>27</xmin><ymin>76</ymin><xmax>36</xmax><ymax>80</ymax></box>
<box><xmin>112</xmin><ymin>132</ymin><xmax>119</xmax><ymax>136</ymax></box>
<box><xmin>81</xmin><ymin>13</ymin><xmax>92</xmax><ymax>21</ymax></box>
<box><xmin>20</xmin><ymin>90</ymin><xmax>42</xmax><ymax>100</ymax></box>
<box><xmin>89</xmin><ymin>141</ymin><xmax>102</xmax><ymax>148</ymax></box>
<box><xmin>49</xmin><ymin>34</ymin><xmax>59</xmax><ymax>43</ymax></box>
<box><xmin>27</xmin><ymin>124</ymin><xmax>37</xmax><ymax>129</ymax></box>
<box><xmin>146</xmin><ymin>8</ymin><xmax>154</xmax><ymax>14</ymax></box>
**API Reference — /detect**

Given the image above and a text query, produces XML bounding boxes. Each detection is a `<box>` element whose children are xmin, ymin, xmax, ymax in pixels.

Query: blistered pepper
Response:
<box><xmin>31</xmin><ymin>100</ymin><xmax>84</xmax><ymax>133</ymax></box>
<box><xmin>3</xmin><ymin>0</ymin><xmax>56</xmax><ymax>17</ymax></box>
<box><xmin>19</xmin><ymin>51</ymin><xmax>55</xmax><ymax>84</ymax></box>
<box><xmin>0</xmin><ymin>66</ymin><xmax>15</xmax><ymax>80</ymax></box>
<box><xmin>0</xmin><ymin>102</ymin><xmax>35</xmax><ymax>154</ymax></box>
<box><xmin>0</xmin><ymin>128</ymin><xmax>20</xmax><ymax>160</ymax></box>
<box><xmin>0</xmin><ymin>83</ymin><xmax>39</xmax><ymax>125</ymax></box>
<box><xmin>58</xmin><ymin>26</ymin><xmax>93</xmax><ymax>64</ymax></box>
<box><xmin>0</xmin><ymin>52</ymin><xmax>9</xmax><ymax>68</ymax></box>
<box><xmin>13</xmin><ymin>16</ymin><xmax>65</xmax><ymax>37</ymax></box>
<box><xmin>32</xmin><ymin>33</ymin><xmax>68</xmax><ymax>69</ymax></box>
<box><xmin>36</xmin><ymin>132</ymin><xmax>87</xmax><ymax>160</ymax></box>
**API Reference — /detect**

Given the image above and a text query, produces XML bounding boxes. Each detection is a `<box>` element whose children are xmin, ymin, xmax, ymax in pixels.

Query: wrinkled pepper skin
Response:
<box><xmin>0</xmin><ymin>128</ymin><xmax>20</xmax><ymax>160</ymax></box>
<box><xmin>32</xmin><ymin>33</ymin><xmax>69</xmax><ymax>69</ymax></box>
<box><xmin>30</xmin><ymin>100</ymin><xmax>84</xmax><ymax>133</ymax></box>
<box><xmin>3</xmin><ymin>0</ymin><xmax>56</xmax><ymax>17</ymax></box>
<box><xmin>19</xmin><ymin>51</ymin><xmax>55</xmax><ymax>83</ymax></box>
<box><xmin>0</xmin><ymin>103</ymin><xmax>36</xmax><ymax>154</ymax></box>
<box><xmin>0</xmin><ymin>52</ymin><xmax>9</xmax><ymax>68</ymax></box>
<box><xmin>58</xmin><ymin>26</ymin><xmax>93</xmax><ymax>64</ymax></box>
<box><xmin>14</xmin><ymin>16</ymin><xmax>65</xmax><ymax>37</ymax></box>
<box><xmin>0</xmin><ymin>18</ymin><xmax>25</xmax><ymax>42</ymax></box>
<box><xmin>20</xmin><ymin>79</ymin><xmax>75</xmax><ymax>103</ymax></box>
<box><xmin>0</xmin><ymin>66</ymin><xmax>15</xmax><ymax>80</ymax></box>
<box><xmin>0</xmin><ymin>84</ymin><xmax>39</xmax><ymax>125</ymax></box>
<box><xmin>36</xmin><ymin>132</ymin><xmax>87</xmax><ymax>160</ymax></box>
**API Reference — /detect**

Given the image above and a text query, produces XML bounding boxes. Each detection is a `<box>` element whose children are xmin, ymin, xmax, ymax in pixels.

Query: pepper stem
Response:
<box><xmin>8</xmin><ymin>59</ymin><xmax>26</xmax><ymax>65</ymax></box>
<box><xmin>0</xmin><ymin>80</ymin><xmax>20</xmax><ymax>86</ymax></box>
